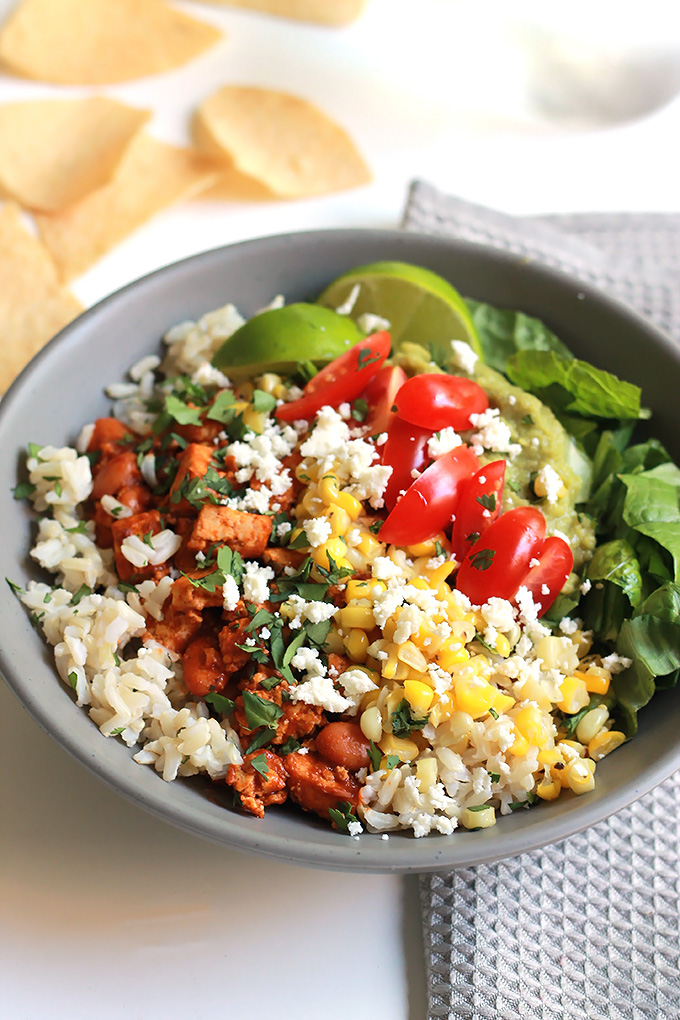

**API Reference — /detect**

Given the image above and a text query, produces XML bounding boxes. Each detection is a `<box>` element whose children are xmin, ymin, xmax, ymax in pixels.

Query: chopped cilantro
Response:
<box><xmin>65</xmin><ymin>521</ymin><xmax>89</xmax><ymax>534</ymax></box>
<box><xmin>245</xmin><ymin>727</ymin><xmax>276</xmax><ymax>754</ymax></box>
<box><xmin>161</xmin><ymin>393</ymin><xmax>202</xmax><ymax>428</ymax></box>
<box><xmin>252</xmin><ymin>389</ymin><xmax>277</xmax><ymax>414</ymax></box>
<box><xmin>110</xmin><ymin>727</ymin><xmax>125</xmax><ymax>737</ymax></box>
<box><xmin>368</xmin><ymin>520</ymin><xmax>383</xmax><ymax>535</ymax></box>
<box><xmin>142</xmin><ymin>529</ymin><xmax>155</xmax><ymax>548</ymax></box>
<box><xmin>521</xmin><ymin>414</ymin><xmax>535</xmax><ymax>426</ymax></box>
<box><xmin>71</xmin><ymin>584</ymin><xmax>91</xmax><ymax>606</ymax></box>
<box><xmin>367</xmin><ymin>741</ymin><xmax>382</xmax><ymax>772</ymax></box>
<box><xmin>113</xmin><ymin>651</ymin><xmax>121</xmax><ymax>667</ymax></box>
<box><xmin>12</xmin><ymin>481</ymin><xmax>36</xmax><ymax>500</ymax></box>
<box><xmin>356</xmin><ymin>347</ymin><xmax>382</xmax><ymax>370</ymax></box>
<box><xmin>242</xmin><ymin>690</ymin><xmax>283</xmax><ymax>730</ymax></box>
<box><xmin>28</xmin><ymin>442</ymin><xmax>43</xmax><ymax>458</ymax></box>
<box><xmin>288</xmin><ymin>530</ymin><xmax>310</xmax><ymax>550</ymax></box>
<box><xmin>67</xmin><ymin>671</ymin><xmax>78</xmax><ymax>690</ymax></box>
<box><xmin>351</xmin><ymin>398</ymin><xmax>369</xmax><ymax>422</ymax></box>
<box><xmin>205</xmin><ymin>692</ymin><xmax>235</xmax><ymax>715</ymax></box>
<box><xmin>488</xmin><ymin>771</ymin><xmax>501</xmax><ymax>783</ymax></box>
<box><xmin>169</xmin><ymin>432</ymin><xmax>188</xmax><ymax>450</ymax></box>
<box><xmin>118</xmin><ymin>581</ymin><xmax>138</xmax><ymax>593</ymax></box>
<box><xmin>488</xmin><ymin>707</ymin><xmax>499</xmax><ymax>720</ymax></box>
<box><xmin>315</xmin><ymin>552</ymin><xmax>354</xmax><ymax>586</ymax></box>
<box><xmin>434</xmin><ymin>540</ymin><xmax>445</xmax><ymax>557</ymax></box>
<box><xmin>6</xmin><ymin>577</ymin><xmax>24</xmax><ymax>594</ymax></box>
<box><xmin>206</xmin><ymin>389</ymin><xmax>237</xmax><ymax>423</ymax></box>
<box><xmin>278</xmin><ymin>737</ymin><xmax>301</xmax><ymax>756</ymax></box>
<box><xmin>384</xmin><ymin>754</ymin><xmax>400</xmax><ymax>771</ymax></box>
<box><xmin>54</xmin><ymin>479</ymin><xmax>63</xmax><ymax>498</ymax></box>
<box><xmin>328</xmin><ymin>800</ymin><xmax>359</xmax><ymax>834</ymax></box>
<box><xmin>294</xmin><ymin>360</ymin><xmax>317</xmax><ymax>385</ymax></box>
<box><xmin>391</xmin><ymin>699</ymin><xmax>429</xmax><ymax>739</ymax></box>
<box><xmin>465</xmin><ymin>530</ymin><xmax>481</xmax><ymax>544</ymax></box>
<box><xmin>250</xmin><ymin>752</ymin><xmax>270</xmax><ymax>778</ymax></box>
<box><xmin>476</xmin><ymin>492</ymin><xmax>497</xmax><ymax>512</ymax></box>
<box><xmin>467</xmin><ymin>804</ymin><xmax>491</xmax><ymax>813</ymax></box>
<box><xmin>469</xmin><ymin>548</ymin><xmax>495</xmax><ymax>571</ymax></box>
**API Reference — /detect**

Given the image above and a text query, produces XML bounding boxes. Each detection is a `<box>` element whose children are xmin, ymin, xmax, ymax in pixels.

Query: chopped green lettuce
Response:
<box><xmin>465</xmin><ymin>300</ymin><xmax>573</xmax><ymax>374</ymax></box>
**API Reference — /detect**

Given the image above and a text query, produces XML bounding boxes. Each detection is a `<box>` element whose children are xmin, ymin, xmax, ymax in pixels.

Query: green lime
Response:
<box><xmin>317</xmin><ymin>260</ymin><xmax>481</xmax><ymax>364</ymax></box>
<box><xmin>211</xmin><ymin>303</ymin><xmax>363</xmax><ymax>378</ymax></box>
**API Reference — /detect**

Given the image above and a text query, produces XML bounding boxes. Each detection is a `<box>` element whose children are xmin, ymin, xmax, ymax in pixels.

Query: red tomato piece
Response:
<box><xmin>517</xmin><ymin>536</ymin><xmax>573</xmax><ymax>617</ymax></box>
<box><xmin>394</xmin><ymin>374</ymin><xmax>489</xmax><ymax>431</ymax></box>
<box><xmin>455</xmin><ymin>506</ymin><xmax>546</xmax><ymax>605</ymax></box>
<box><xmin>451</xmin><ymin>460</ymin><xmax>506</xmax><ymax>561</ymax></box>
<box><xmin>379</xmin><ymin>445</ymin><xmax>479</xmax><ymax>546</ymax></box>
<box><xmin>381</xmin><ymin>416</ymin><xmax>433</xmax><ymax>511</ymax></box>
<box><xmin>361</xmin><ymin>364</ymin><xmax>407</xmax><ymax>436</ymax></box>
<box><xmin>275</xmin><ymin>332</ymin><xmax>390</xmax><ymax>422</ymax></box>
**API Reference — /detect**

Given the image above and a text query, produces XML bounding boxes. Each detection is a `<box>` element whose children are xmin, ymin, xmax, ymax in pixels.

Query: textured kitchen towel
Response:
<box><xmin>403</xmin><ymin>181</ymin><xmax>680</xmax><ymax>1020</ymax></box>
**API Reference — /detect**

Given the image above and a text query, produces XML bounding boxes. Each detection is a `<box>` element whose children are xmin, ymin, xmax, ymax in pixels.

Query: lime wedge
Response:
<box><xmin>211</xmin><ymin>303</ymin><xmax>362</xmax><ymax>378</ymax></box>
<box><xmin>317</xmin><ymin>260</ymin><xmax>481</xmax><ymax>364</ymax></box>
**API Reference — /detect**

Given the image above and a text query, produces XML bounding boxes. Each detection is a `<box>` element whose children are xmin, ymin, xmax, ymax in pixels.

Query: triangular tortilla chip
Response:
<box><xmin>35</xmin><ymin>134</ymin><xmax>221</xmax><ymax>282</ymax></box>
<box><xmin>198</xmin><ymin>0</ymin><xmax>365</xmax><ymax>25</ymax></box>
<box><xmin>0</xmin><ymin>98</ymin><xmax>150</xmax><ymax>213</ymax></box>
<box><xmin>0</xmin><ymin>203</ymin><xmax>82</xmax><ymax>392</ymax></box>
<box><xmin>193</xmin><ymin>86</ymin><xmax>371</xmax><ymax>198</ymax></box>
<box><xmin>0</xmin><ymin>0</ymin><xmax>222</xmax><ymax>85</ymax></box>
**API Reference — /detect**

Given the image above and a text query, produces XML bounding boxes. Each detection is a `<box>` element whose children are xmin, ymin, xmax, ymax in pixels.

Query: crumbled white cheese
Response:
<box><xmin>427</xmin><ymin>427</ymin><xmax>462</xmax><ymax>459</ymax></box>
<box><xmin>291</xmin><ymin>646</ymin><xmax>326</xmax><ymax>680</ymax></box>
<box><xmin>242</xmin><ymin>562</ymin><xmax>275</xmax><ymax>604</ymax></box>
<box><xmin>290</xmin><ymin>675</ymin><xmax>349</xmax><ymax>713</ymax></box>
<box><xmin>371</xmin><ymin>556</ymin><xmax>404</xmax><ymax>582</ymax></box>
<box><xmin>357</xmin><ymin>312</ymin><xmax>390</xmax><ymax>334</ymax></box>
<box><xmin>536</xmin><ymin>465</ymin><xmax>564</xmax><ymax>504</ymax></box>
<box><xmin>468</xmin><ymin>408</ymin><xmax>521</xmax><ymax>459</ymax></box>
<box><xmin>601</xmin><ymin>653</ymin><xmax>633</xmax><ymax>674</ymax></box>
<box><xmin>283</xmin><ymin>594</ymin><xmax>338</xmax><ymax>630</ymax></box>
<box><xmin>222</xmin><ymin>575</ymin><xmax>240</xmax><ymax>612</ymax></box>
<box><xmin>302</xmin><ymin>516</ymin><xmax>332</xmax><ymax>548</ymax></box>
<box><xmin>481</xmin><ymin>597</ymin><xmax>516</xmax><ymax>632</ymax></box>
<box><xmin>580</xmin><ymin>579</ymin><xmax>592</xmax><ymax>595</ymax></box>
<box><xmin>450</xmin><ymin>340</ymin><xmax>479</xmax><ymax>374</ymax></box>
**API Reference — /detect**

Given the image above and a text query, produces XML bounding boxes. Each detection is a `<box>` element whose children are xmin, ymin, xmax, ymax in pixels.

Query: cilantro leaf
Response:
<box><xmin>278</xmin><ymin>737</ymin><xmax>301</xmax><ymax>755</ymax></box>
<box><xmin>245</xmin><ymin>727</ymin><xmax>277</xmax><ymax>754</ymax></box>
<box><xmin>242</xmin><ymin>690</ymin><xmax>283</xmax><ymax>730</ymax></box>
<box><xmin>12</xmin><ymin>481</ymin><xmax>36</xmax><ymax>500</ymax></box>
<box><xmin>476</xmin><ymin>492</ymin><xmax>497</xmax><ymax>512</ymax></box>
<box><xmin>470</xmin><ymin>548</ymin><xmax>495</xmax><ymax>571</ymax></box>
<box><xmin>67</xmin><ymin>671</ymin><xmax>78</xmax><ymax>690</ymax></box>
<box><xmin>164</xmin><ymin>393</ymin><xmax>202</xmax><ymax>426</ymax></box>
<box><xmin>6</xmin><ymin>577</ymin><xmax>24</xmax><ymax>595</ymax></box>
<box><xmin>328</xmin><ymin>800</ymin><xmax>359</xmax><ymax>834</ymax></box>
<box><xmin>384</xmin><ymin>754</ymin><xmax>400</xmax><ymax>771</ymax></box>
<box><xmin>351</xmin><ymin>398</ymin><xmax>369</xmax><ymax>422</ymax></box>
<box><xmin>71</xmin><ymin>584</ymin><xmax>91</xmax><ymax>606</ymax></box>
<box><xmin>206</xmin><ymin>390</ymin><xmax>237</xmax><ymax>423</ymax></box>
<box><xmin>204</xmin><ymin>692</ymin><xmax>236</xmax><ymax>715</ymax></box>
<box><xmin>252</xmin><ymin>389</ymin><xmax>277</xmax><ymax>414</ymax></box>
<box><xmin>250</xmin><ymin>752</ymin><xmax>270</xmax><ymax>777</ymax></box>
<box><xmin>367</xmin><ymin>741</ymin><xmax>382</xmax><ymax>772</ymax></box>
<box><xmin>391</xmin><ymin>699</ymin><xmax>429</xmax><ymax>738</ymax></box>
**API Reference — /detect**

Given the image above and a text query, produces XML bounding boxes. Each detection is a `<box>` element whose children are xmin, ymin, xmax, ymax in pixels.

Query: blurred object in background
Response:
<box><xmin>204</xmin><ymin>0</ymin><xmax>367</xmax><ymax>25</ymax></box>
<box><xmin>497</xmin><ymin>0</ymin><xmax>680</xmax><ymax>126</ymax></box>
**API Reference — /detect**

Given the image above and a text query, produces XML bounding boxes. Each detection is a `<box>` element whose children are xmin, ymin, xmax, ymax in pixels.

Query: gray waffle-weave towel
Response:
<box><xmin>403</xmin><ymin>181</ymin><xmax>680</xmax><ymax>1020</ymax></box>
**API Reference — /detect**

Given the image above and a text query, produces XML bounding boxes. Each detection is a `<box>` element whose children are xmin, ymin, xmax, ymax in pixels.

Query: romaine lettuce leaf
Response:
<box><xmin>505</xmin><ymin>350</ymin><xmax>648</xmax><ymax>421</ymax></box>
<box><xmin>465</xmin><ymin>300</ymin><xmax>573</xmax><ymax>374</ymax></box>
<box><xmin>619</xmin><ymin>465</ymin><xmax>680</xmax><ymax>582</ymax></box>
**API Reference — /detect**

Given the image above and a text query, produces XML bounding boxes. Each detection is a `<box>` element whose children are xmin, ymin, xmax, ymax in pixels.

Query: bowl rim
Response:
<box><xmin>1</xmin><ymin>225</ymin><xmax>679</xmax><ymax>873</ymax></box>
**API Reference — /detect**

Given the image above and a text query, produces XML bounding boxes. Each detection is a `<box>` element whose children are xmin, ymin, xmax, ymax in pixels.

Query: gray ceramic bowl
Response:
<box><xmin>1</xmin><ymin>229</ymin><xmax>679</xmax><ymax>873</ymax></box>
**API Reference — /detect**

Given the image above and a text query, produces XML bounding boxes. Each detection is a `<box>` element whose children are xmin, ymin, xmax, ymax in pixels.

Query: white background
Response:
<box><xmin>2</xmin><ymin>2</ymin><xmax>680</xmax><ymax>1017</ymax></box>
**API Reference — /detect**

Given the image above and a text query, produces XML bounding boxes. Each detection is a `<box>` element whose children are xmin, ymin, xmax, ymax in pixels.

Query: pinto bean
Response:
<box><xmin>315</xmin><ymin>721</ymin><xmax>370</xmax><ymax>771</ymax></box>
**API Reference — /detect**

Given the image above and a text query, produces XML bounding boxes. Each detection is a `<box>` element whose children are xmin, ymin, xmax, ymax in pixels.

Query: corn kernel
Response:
<box><xmin>514</xmin><ymin>704</ymin><xmax>551</xmax><ymax>748</ymax></box>
<box><xmin>360</xmin><ymin>705</ymin><xmax>383</xmax><ymax>744</ymax></box>
<box><xmin>490</xmin><ymin>689</ymin><xmax>515</xmax><ymax>715</ymax></box>
<box><xmin>571</xmin><ymin>630</ymin><xmax>593</xmax><ymax>657</ymax></box>
<box><xmin>326</xmin><ymin>505</ymin><xmax>351</xmax><ymax>537</ymax></box>
<box><xmin>311</xmin><ymin>539</ymin><xmax>352</xmax><ymax>572</ymax></box>
<box><xmin>397</xmin><ymin>641</ymin><xmax>428</xmax><ymax>673</ymax></box>
<box><xmin>242</xmin><ymin>407</ymin><xmax>268</xmax><ymax>434</ymax></box>
<box><xmin>550</xmin><ymin>762</ymin><xmax>571</xmax><ymax>788</ymax></box>
<box><xmin>575</xmin><ymin>705</ymin><xmax>609</xmax><ymax>745</ymax></box>
<box><xmin>302</xmin><ymin>488</ymin><xmax>325</xmax><ymax>516</ymax></box>
<box><xmin>344</xmin><ymin>628</ymin><xmax>369</xmax><ymax>663</ymax></box>
<box><xmin>581</xmin><ymin>666</ymin><xmax>611</xmax><ymax>695</ymax></box>
<box><xmin>295</xmin><ymin>460</ymin><xmax>315</xmax><ymax>483</ymax></box>
<box><xmin>323</xmin><ymin>628</ymin><xmax>345</xmax><ymax>655</ymax></box>
<box><xmin>454</xmin><ymin>677</ymin><xmax>495</xmax><ymax>719</ymax></box>
<box><xmin>556</xmin><ymin>675</ymin><xmax>590</xmax><ymax>714</ymax></box>
<box><xmin>560</xmin><ymin>739</ymin><xmax>585</xmax><ymax>757</ymax></box>
<box><xmin>508</xmin><ymin>733</ymin><xmax>530</xmax><ymax>757</ymax></box>
<box><xmin>588</xmin><ymin>729</ymin><xmax>626</xmax><ymax>760</ymax></box>
<box><xmin>379</xmin><ymin>733</ymin><xmax>419</xmax><ymax>762</ymax></box>
<box><xmin>360</xmin><ymin>690</ymin><xmax>380</xmax><ymax>712</ymax></box>
<box><xmin>416</xmin><ymin>757</ymin><xmax>438</xmax><ymax>791</ymax></box>
<box><xmin>345</xmin><ymin>579</ymin><xmax>385</xmax><ymax>602</ymax></box>
<box><xmin>428</xmin><ymin>561</ymin><xmax>456</xmax><ymax>589</ymax></box>
<box><xmin>381</xmin><ymin>653</ymin><xmax>409</xmax><ymax>682</ymax></box>
<box><xmin>336</xmin><ymin>605</ymin><xmax>375</xmax><ymax>631</ymax></box>
<box><xmin>436</xmin><ymin>640</ymin><xmax>470</xmax><ymax>671</ymax></box>
<box><xmin>254</xmin><ymin>371</ymin><xmax>282</xmax><ymax>395</ymax></box>
<box><xmin>460</xmin><ymin>805</ymin><xmax>496</xmax><ymax>830</ymax></box>
<box><xmin>405</xmin><ymin>536</ymin><xmax>439</xmax><ymax>557</ymax></box>
<box><xmin>403</xmin><ymin>679</ymin><xmax>435</xmax><ymax>715</ymax></box>
<box><xmin>409</xmin><ymin>577</ymin><xmax>431</xmax><ymax>591</ymax></box>
<box><xmin>536</xmin><ymin>776</ymin><xmax>562</xmax><ymax>801</ymax></box>
<box><xmin>356</xmin><ymin>532</ymin><xmax>383</xmax><ymax>557</ymax></box>
<box><xmin>494</xmin><ymin>634</ymin><xmax>512</xmax><ymax>658</ymax></box>
<box><xmin>537</xmin><ymin>747</ymin><xmax>560</xmax><ymax>766</ymax></box>
<box><xmin>447</xmin><ymin>710</ymin><xmax>473</xmax><ymax>741</ymax></box>
<box><xmin>318</xmin><ymin>473</ymin><xmax>340</xmax><ymax>504</ymax></box>
<box><xmin>565</xmin><ymin>756</ymin><xmax>596</xmax><ymax>794</ymax></box>
<box><xmin>288</xmin><ymin>527</ymin><xmax>307</xmax><ymax>549</ymax></box>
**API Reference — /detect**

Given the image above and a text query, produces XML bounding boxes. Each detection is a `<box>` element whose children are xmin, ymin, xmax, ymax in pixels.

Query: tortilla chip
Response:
<box><xmin>0</xmin><ymin>203</ymin><xmax>82</xmax><ymax>392</ymax></box>
<box><xmin>35</xmin><ymin>134</ymin><xmax>220</xmax><ymax>282</ymax></box>
<box><xmin>0</xmin><ymin>0</ymin><xmax>222</xmax><ymax>85</ymax></box>
<box><xmin>199</xmin><ymin>0</ymin><xmax>366</xmax><ymax>25</ymax></box>
<box><xmin>0</xmin><ymin>98</ymin><xmax>149</xmax><ymax>213</ymax></box>
<box><xmin>193</xmin><ymin>86</ymin><xmax>371</xmax><ymax>198</ymax></box>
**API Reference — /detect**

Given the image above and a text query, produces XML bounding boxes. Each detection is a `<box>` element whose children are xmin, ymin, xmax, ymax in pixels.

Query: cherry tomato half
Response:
<box><xmin>394</xmin><ymin>374</ymin><xmax>489</xmax><ymax>431</ymax></box>
<box><xmin>455</xmin><ymin>506</ymin><xmax>546</xmax><ymax>605</ymax></box>
<box><xmin>379</xmin><ymin>445</ymin><xmax>479</xmax><ymax>546</ymax></box>
<box><xmin>361</xmin><ymin>364</ymin><xmax>407</xmax><ymax>436</ymax></box>
<box><xmin>451</xmin><ymin>460</ymin><xmax>506</xmax><ymax>561</ymax></box>
<box><xmin>275</xmin><ymin>332</ymin><xmax>390</xmax><ymax>422</ymax></box>
<box><xmin>517</xmin><ymin>536</ymin><xmax>573</xmax><ymax>617</ymax></box>
<box><xmin>381</xmin><ymin>416</ymin><xmax>433</xmax><ymax>511</ymax></box>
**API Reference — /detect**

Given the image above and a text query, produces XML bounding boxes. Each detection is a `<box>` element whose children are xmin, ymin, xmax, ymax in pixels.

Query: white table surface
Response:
<box><xmin>2</xmin><ymin>3</ymin><xmax>680</xmax><ymax>1018</ymax></box>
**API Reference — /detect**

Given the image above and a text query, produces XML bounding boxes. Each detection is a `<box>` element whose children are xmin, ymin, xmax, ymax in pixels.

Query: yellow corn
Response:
<box><xmin>360</xmin><ymin>690</ymin><xmax>380</xmax><ymax>712</ymax></box>
<box><xmin>460</xmin><ymin>805</ymin><xmax>496</xmax><ymax>830</ymax></box>
<box><xmin>403</xmin><ymin>679</ymin><xmax>435</xmax><ymax>715</ymax></box>
<box><xmin>345</xmin><ymin>579</ymin><xmax>386</xmax><ymax>602</ymax></box>
<box><xmin>397</xmin><ymin>641</ymin><xmax>428</xmax><ymax>673</ymax></box>
<box><xmin>428</xmin><ymin>561</ymin><xmax>456</xmax><ymax>589</ymax></box>
<box><xmin>327</xmin><ymin>504</ymin><xmax>352</xmax><ymax>537</ymax></box>
<box><xmin>381</xmin><ymin>652</ymin><xmax>409</xmax><ymax>682</ymax></box>
<box><xmin>379</xmin><ymin>733</ymin><xmax>419</xmax><ymax>762</ymax></box>
<box><xmin>436</xmin><ymin>639</ymin><xmax>470</xmax><ymax>671</ymax></box>
<box><xmin>409</xmin><ymin>577</ymin><xmax>431</xmax><ymax>591</ymax></box>
<box><xmin>508</xmin><ymin>733</ymin><xmax>530</xmax><ymax>757</ymax></box>
<box><xmin>360</xmin><ymin>705</ymin><xmax>383</xmax><ymax>744</ymax></box>
<box><xmin>556</xmin><ymin>675</ymin><xmax>590</xmax><ymax>714</ymax></box>
<box><xmin>295</xmin><ymin>460</ymin><xmax>316</xmax><ymax>483</ymax></box>
<box><xmin>302</xmin><ymin>488</ymin><xmax>325</xmax><ymax>516</ymax></box>
<box><xmin>537</xmin><ymin>747</ymin><xmax>561</xmax><ymax>766</ymax></box>
<box><xmin>571</xmin><ymin>630</ymin><xmax>593</xmax><ymax>658</ymax></box>
<box><xmin>356</xmin><ymin>532</ymin><xmax>383</xmax><ymax>558</ymax></box>
<box><xmin>336</xmin><ymin>604</ymin><xmax>375</xmax><ymax>631</ymax></box>
<box><xmin>405</xmin><ymin>536</ymin><xmax>442</xmax><ymax>557</ymax></box>
<box><xmin>514</xmin><ymin>704</ymin><xmax>551</xmax><ymax>748</ymax></box>
<box><xmin>311</xmin><ymin>539</ymin><xmax>352</xmax><ymax>572</ymax></box>
<box><xmin>242</xmin><ymin>407</ymin><xmax>268</xmax><ymax>434</ymax></box>
<box><xmin>447</xmin><ymin>710</ymin><xmax>473</xmax><ymax>741</ymax></box>
<box><xmin>575</xmin><ymin>705</ymin><xmax>609</xmax><ymax>745</ymax></box>
<box><xmin>581</xmin><ymin>666</ymin><xmax>611</xmax><ymax>695</ymax></box>
<box><xmin>318</xmin><ymin>473</ymin><xmax>363</xmax><ymax>519</ymax></box>
<box><xmin>550</xmin><ymin>762</ymin><xmax>571</xmax><ymax>788</ymax></box>
<box><xmin>565</xmin><ymin>756</ymin><xmax>596</xmax><ymax>794</ymax></box>
<box><xmin>494</xmin><ymin>634</ymin><xmax>512</xmax><ymax>658</ymax></box>
<box><xmin>560</xmin><ymin>739</ymin><xmax>585</xmax><ymax>757</ymax></box>
<box><xmin>536</xmin><ymin>775</ymin><xmax>562</xmax><ymax>801</ymax></box>
<box><xmin>344</xmin><ymin>628</ymin><xmax>369</xmax><ymax>663</ymax></box>
<box><xmin>490</xmin><ymin>689</ymin><xmax>515</xmax><ymax>715</ymax></box>
<box><xmin>454</xmin><ymin>677</ymin><xmax>496</xmax><ymax>719</ymax></box>
<box><xmin>588</xmin><ymin>730</ymin><xmax>626</xmax><ymax>760</ymax></box>
<box><xmin>254</xmin><ymin>371</ymin><xmax>282</xmax><ymax>395</ymax></box>
<box><xmin>428</xmin><ymin>695</ymin><xmax>455</xmax><ymax>729</ymax></box>
<box><xmin>416</xmin><ymin>757</ymin><xmax>438</xmax><ymax>791</ymax></box>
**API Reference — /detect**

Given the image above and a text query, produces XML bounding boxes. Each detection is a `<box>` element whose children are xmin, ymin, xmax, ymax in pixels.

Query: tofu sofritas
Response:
<box><xmin>16</xmin><ymin>302</ymin><xmax>629</xmax><ymax>839</ymax></box>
